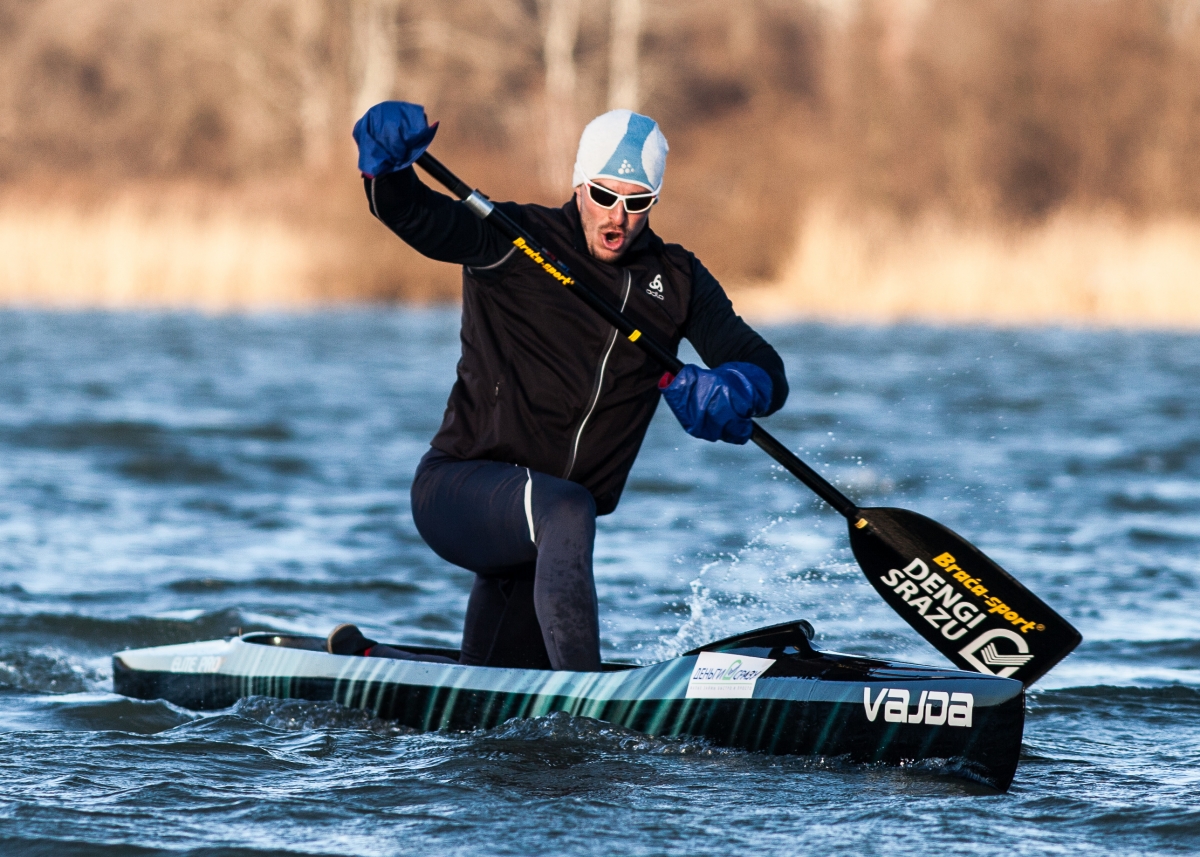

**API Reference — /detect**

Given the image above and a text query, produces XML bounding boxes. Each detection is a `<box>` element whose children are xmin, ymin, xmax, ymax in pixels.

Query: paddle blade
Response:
<box><xmin>848</xmin><ymin>507</ymin><xmax>1081</xmax><ymax>686</ymax></box>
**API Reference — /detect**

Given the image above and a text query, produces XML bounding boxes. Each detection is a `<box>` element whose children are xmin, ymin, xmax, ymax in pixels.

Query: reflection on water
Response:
<box><xmin>0</xmin><ymin>309</ymin><xmax>1197</xmax><ymax>854</ymax></box>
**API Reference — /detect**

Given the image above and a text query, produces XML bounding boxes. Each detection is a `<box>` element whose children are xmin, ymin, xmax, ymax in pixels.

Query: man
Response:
<box><xmin>327</xmin><ymin>103</ymin><xmax>788</xmax><ymax>672</ymax></box>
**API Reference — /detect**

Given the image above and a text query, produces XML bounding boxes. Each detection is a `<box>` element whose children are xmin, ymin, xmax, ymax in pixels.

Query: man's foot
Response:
<box><xmin>326</xmin><ymin>623</ymin><xmax>377</xmax><ymax>656</ymax></box>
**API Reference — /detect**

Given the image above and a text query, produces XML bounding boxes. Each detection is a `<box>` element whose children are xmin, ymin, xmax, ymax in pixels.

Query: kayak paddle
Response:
<box><xmin>412</xmin><ymin>150</ymin><xmax>1081</xmax><ymax>686</ymax></box>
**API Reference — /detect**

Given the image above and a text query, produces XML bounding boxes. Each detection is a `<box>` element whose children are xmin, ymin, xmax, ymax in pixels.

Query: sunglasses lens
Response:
<box><xmin>624</xmin><ymin>194</ymin><xmax>655</xmax><ymax>213</ymax></box>
<box><xmin>588</xmin><ymin>185</ymin><xmax>618</xmax><ymax>208</ymax></box>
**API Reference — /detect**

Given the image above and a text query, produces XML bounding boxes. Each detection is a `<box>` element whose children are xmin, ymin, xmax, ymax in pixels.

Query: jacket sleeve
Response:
<box><xmin>365</xmin><ymin>167</ymin><xmax>513</xmax><ymax>268</ymax></box>
<box><xmin>682</xmin><ymin>255</ymin><xmax>789</xmax><ymax>415</ymax></box>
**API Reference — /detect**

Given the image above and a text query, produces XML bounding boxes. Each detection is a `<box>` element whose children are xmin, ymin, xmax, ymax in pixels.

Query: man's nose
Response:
<box><xmin>612</xmin><ymin>201</ymin><xmax>629</xmax><ymax>224</ymax></box>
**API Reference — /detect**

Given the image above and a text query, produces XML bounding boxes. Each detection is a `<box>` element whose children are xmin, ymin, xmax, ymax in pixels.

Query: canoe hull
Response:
<box><xmin>113</xmin><ymin>630</ymin><xmax>1025</xmax><ymax>791</ymax></box>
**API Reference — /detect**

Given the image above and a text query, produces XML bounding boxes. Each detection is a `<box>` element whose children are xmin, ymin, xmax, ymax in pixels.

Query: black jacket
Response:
<box><xmin>368</xmin><ymin>168</ymin><xmax>788</xmax><ymax>514</ymax></box>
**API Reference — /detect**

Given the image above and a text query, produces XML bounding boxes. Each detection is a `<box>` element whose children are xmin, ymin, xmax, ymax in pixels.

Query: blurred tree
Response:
<box><xmin>607</xmin><ymin>0</ymin><xmax>642</xmax><ymax>111</ymax></box>
<box><xmin>539</xmin><ymin>0</ymin><xmax>583</xmax><ymax>193</ymax></box>
<box><xmin>295</xmin><ymin>0</ymin><xmax>335</xmax><ymax>170</ymax></box>
<box><xmin>353</xmin><ymin>0</ymin><xmax>400</xmax><ymax>119</ymax></box>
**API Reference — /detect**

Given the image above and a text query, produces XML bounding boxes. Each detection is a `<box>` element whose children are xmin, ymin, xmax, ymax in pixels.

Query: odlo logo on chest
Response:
<box><xmin>645</xmin><ymin>274</ymin><xmax>664</xmax><ymax>299</ymax></box>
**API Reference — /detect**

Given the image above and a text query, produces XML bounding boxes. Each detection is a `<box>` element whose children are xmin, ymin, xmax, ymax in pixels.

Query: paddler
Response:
<box><xmin>328</xmin><ymin>102</ymin><xmax>788</xmax><ymax>671</ymax></box>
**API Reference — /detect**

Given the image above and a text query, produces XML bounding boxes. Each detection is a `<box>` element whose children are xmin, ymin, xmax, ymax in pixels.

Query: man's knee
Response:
<box><xmin>534</xmin><ymin>478</ymin><xmax>596</xmax><ymax>539</ymax></box>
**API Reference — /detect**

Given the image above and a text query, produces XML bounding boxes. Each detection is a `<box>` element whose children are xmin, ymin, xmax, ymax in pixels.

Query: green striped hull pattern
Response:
<box><xmin>113</xmin><ymin>631</ymin><xmax>1025</xmax><ymax>791</ymax></box>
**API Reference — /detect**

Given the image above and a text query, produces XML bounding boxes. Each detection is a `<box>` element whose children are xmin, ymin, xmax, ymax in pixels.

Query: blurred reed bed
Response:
<box><xmin>0</xmin><ymin>180</ymin><xmax>464</xmax><ymax>308</ymax></box>
<box><xmin>0</xmin><ymin>195</ymin><xmax>313</xmax><ymax>309</ymax></box>
<box><xmin>1</xmin><ymin>0</ymin><xmax>1199</xmax><ymax>321</ymax></box>
<box><xmin>734</xmin><ymin>203</ymin><xmax>1200</xmax><ymax>327</ymax></box>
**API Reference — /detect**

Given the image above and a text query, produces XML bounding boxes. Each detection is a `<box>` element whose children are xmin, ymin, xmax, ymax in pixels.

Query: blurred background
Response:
<box><xmin>2</xmin><ymin>0</ymin><xmax>1200</xmax><ymax>324</ymax></box>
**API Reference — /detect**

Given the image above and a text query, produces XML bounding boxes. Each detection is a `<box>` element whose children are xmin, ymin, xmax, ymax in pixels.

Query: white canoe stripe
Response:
<box><xmin>524</xmin><ymin>468</ymin><xmax>536</xmax><ymax>543</ymax></box>
<box><xmin>114</xmin><ymin>638</ymin><xmax>1018</xmax><ymax>706</ymax></box>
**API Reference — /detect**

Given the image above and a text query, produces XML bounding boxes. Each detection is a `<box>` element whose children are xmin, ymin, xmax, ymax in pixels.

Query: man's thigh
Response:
<box><xmin>411</xmin><ymin>453</ymin><xmax>537</xmax><ymax>575</ymax></box>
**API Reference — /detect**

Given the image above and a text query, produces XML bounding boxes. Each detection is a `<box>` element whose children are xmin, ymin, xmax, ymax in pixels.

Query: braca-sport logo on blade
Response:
<box><xmin>848</xmin><ymin>507</ymin><xmax>1082</xmax><ymax>686</ymax></box>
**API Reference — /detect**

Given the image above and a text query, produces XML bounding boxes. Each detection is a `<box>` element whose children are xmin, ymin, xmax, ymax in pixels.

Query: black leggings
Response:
<box><xmin>410</xmin><ymin>449</ymin><xmax>600</xmax><ymax>671</ymax></box>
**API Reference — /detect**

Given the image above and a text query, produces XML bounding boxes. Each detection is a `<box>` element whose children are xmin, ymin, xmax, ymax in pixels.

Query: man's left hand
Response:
<box><xmin>658</xmin><ymin>362</ymin><xmax>773</xmax><ymax>444</ymax></box>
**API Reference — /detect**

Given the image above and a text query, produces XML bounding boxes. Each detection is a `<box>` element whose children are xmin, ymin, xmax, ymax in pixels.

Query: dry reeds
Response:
<box><xmin>735</xmin><ymin>203</ymin><xmax>1200</xmax><ymax>328</ymax></box>
<box><xmin>0</xmin><ymin>196</ymin><xmax>315</xmax><ymax>309</ymax></box>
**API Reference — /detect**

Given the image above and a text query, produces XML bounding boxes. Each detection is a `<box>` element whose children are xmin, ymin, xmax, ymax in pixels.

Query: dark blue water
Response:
<box><xmin>0</xmin><ymin>309</ymin><xmax>1197</xmax><ymax>855</ymax></box>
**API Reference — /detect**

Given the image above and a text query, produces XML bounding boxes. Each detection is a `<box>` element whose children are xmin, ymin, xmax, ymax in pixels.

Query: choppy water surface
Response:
<box><xmin>0</xmin><ymin>309</ymin><xmax>1197</xmax><ymax>855</ymax></box>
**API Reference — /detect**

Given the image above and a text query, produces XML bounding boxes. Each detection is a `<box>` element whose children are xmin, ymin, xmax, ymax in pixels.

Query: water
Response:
<box><xmin>0</xmin><ymin>309</ymin><xmax>1197</xmax><ymax>855</ymax></box>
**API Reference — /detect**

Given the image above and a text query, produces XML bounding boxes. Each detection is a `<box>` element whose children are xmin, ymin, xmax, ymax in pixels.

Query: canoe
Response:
<box><xmin>112</xmin><ymin>620</ymin><xmax>1025</xmax><ymax>791</ymax></box>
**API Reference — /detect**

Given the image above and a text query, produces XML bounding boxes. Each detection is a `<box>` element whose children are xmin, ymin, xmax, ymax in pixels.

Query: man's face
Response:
<box><xmin>575</xmin><ymin>178</ymin><xmax>654</xmax><ymax>263</ymax></box>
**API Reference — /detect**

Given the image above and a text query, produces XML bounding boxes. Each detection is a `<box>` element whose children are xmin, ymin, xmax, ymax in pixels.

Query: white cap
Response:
<box><xmin>572</xmin><ymin>110</ymin><xmax>669</xmax><ymax>194</ymax></box>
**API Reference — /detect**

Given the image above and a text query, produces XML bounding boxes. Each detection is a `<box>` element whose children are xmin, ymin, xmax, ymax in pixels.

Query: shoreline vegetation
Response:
<box><xmin>3</xmin><ymin>0</ymin><xmax>1200</xmax><ymax>327</ymax></box>
<box><xmin>736</xmin><ymin>204</ymin><xmax>1200</xmax><ymax>328</ymax></box>
<box><xmin>0</xmin><ymin>178</ymin><xmax>462</xmax><ymax>310</ymax></box>
<box><xmin>5</xmin><ymin>190</ymin><xmax>1200</xmax><ymax>329</ymax></box>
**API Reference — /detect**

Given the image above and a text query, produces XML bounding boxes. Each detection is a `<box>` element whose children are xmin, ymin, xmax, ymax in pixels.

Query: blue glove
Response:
<box><xmin>659</xmin><ymin>362</ymin><xmax>773</xmax><ymax>444</ymax></box>
<box><xmin>352</xmin><ymin>101</ymin><xmax>438</xmax><ymax>178</ymax></box>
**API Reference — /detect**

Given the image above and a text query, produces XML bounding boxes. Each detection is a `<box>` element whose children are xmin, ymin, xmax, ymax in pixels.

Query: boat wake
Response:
<box><xmin>474</xmin><ymin>709</ymin><xmax>730</xmax><ymax>757</ymax></box>
<box><xmin>231</xmin><ymin>696</ymin><xmax>417</xmax><ymax>735</ymax></box>
<box><xmin>0</xmin><ymin>647</ymin><xmax>104</xmax><ymax>694</ymax></box>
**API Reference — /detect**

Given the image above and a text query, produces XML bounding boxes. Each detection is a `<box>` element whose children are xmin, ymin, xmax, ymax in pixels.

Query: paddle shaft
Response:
<box><xmin>415</xmin><ymin>152</ymin><xmax>860</xmax><ymax>520</ymax></box>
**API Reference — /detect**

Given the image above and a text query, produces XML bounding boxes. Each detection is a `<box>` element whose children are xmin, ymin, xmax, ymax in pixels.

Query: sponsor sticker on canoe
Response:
<box><xmin>863</xmin><ymin>687</ymin><xmax>974</xmax><ymax>727</ymax></box>
<box><xmin>686</xmin><ymin>651</ymin><xmax>775</xmax><ymax>699</ymax></box>
<box><xmin>170</xmin><ymin>655</ymin><xmax>224</xmax><ymax>674</ymax></box>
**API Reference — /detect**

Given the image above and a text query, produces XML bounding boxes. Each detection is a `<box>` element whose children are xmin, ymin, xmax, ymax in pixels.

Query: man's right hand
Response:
<box><xmin>352</xmin><ymin>101</ymin><xmax>438</xmax><ymax>178</ymax></box>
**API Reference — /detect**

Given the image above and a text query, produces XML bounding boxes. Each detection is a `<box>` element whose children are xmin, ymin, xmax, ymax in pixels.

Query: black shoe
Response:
<box><xmin>326</xmin><ymin>623</ymin><xmax>377</xmax><ymax>656</ymax></box>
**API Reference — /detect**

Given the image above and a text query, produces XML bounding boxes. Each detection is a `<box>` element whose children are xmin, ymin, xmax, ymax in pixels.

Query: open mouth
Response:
<box><xmin>602</xmin><ymin>230</ymin><xmax>624</xmax><ymax>250</ymax></box>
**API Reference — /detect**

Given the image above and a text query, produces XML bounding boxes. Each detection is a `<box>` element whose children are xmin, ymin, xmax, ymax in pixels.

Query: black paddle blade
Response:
<box><xmin>848</xmin><ymin>507</ymin><xmax>1081</xmax><ymax>686</ymax></box>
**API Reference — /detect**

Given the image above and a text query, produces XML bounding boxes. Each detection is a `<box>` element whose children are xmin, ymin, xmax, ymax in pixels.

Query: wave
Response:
<box><xmin>0</xmin><ymin>419</ymin><xmax>312</xmax><ymax>486</ymax></box>
<box><xmin>1</xmin><ymin>419</ymin><xmax>293</xmax><ymax>450</ymax></box>
<box><xmin>471</xmin><ymin>709</ymin><xmax>729</xmax><ymax>757</ymax></box>
<box><xmin>0</xmin><ymin>608</ymin><xmax>277</xmax><ymax>653</ymax></box>
<box><xmin>0</xmin><ymin>648</ymin><xmax>103</xmax><ymax>694</ymax></box>
<box><xmin>447</xmin><ymin>711</ymin><xmax>996</xmax><ymax>792</ymax></box>
<box><xmin>230</xmin><ymin>696</ymin><xmax>414</xmax><ymax>736</ymax></box>
<box><xmin>1081</xmin><ymin>638</ymin><xmax>1200</xmax><ymax>663</ymax></box>
<box><xmin>0</xmin><ymin>693</ymin><xmax>197</xmax><ymax>734</ymax></box>
<box><xmin>1029</xmin><ymin>683</ymin><xmax>1200</xmax><ymax>720</ymax></box>
<box><xmin>166</xmin><ymin>578</ymin><xmax>421</xmax><ymax>596</ymax></box>
<box><xmin>0</xmin><ymin>836</ymin><xmax>183</xmax><ymax>856</ymax></box>
<box><xmin>1035</xmin><ymin>684</ymin><xmax>1200</xmax><ymax>701</ymax></box>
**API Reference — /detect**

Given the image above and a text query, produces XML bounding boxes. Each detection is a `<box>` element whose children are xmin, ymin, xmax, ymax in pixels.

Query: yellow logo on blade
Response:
<box><xmin>933</xmin><ymin>552</ymin><xmax>1045</xmax><ymax>633</ymax></box>
<box><xmin>513</xmin><ymin>237</ymin><xmax>575</xmax><ymax>286</ymax></box>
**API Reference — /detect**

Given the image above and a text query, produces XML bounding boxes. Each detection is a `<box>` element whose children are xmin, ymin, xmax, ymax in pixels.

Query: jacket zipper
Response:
<box><xmin>563</xmin><ymin>270</ymin><xmax>633</xmax><ymax>479</ymax></box>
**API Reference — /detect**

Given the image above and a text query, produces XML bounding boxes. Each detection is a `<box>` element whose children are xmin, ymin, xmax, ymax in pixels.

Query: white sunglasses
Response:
<box><xmin>583</xmin><ymin>179</ymin><xmax>658</xmax><ymax>214</ymax></box>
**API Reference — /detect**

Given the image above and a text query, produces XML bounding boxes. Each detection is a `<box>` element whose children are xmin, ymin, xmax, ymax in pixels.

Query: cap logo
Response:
<box><xmin>596</xmin><ymin>113</ymin><xmax>660</xmax><ymax>189</ymax></box>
